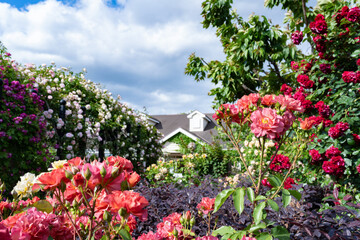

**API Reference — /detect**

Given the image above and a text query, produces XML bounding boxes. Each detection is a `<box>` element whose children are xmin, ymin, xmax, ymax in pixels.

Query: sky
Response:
<box><xmin>0</xmin><ymin>0</ymin><xmax>306</xmax><ymax>115</ymax></box>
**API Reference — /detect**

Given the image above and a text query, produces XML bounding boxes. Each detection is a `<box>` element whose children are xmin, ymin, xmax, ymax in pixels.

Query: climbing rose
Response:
<box><xmin>342</xmin><ymin>71</ymin><xmax>359</xmax><ymax>83</ymax></box>
<box><xmin>309</xmin><ymin>149</ymin><xmax>323</xmax><ymax>163</ymax></box>
<box><xmin>250</xmin><ymin>108</ymin><xmax>284</xmax><ymax>139</ymax></box>
<box><xmin>319</xmin><ymin>63</ymin><xmax>332</xmax><ymax>74</ymax></box>
<box><xmin>347</xmin><ymin>6</ymin><xmax>360</xmax><ymax>22</ymax></box>
<box><xmin>291</xmin><ymin>31</ymin><xmax>303</xmax><ymax>45</ymax></box>
<box><xmin>322</xmin><ymin>156</ymin><xmax>345</xmax><ymax>177</ymax></box>
<box><xmin>325</xmin><ymin>146</ymin><xmax>342</xmax><ymax>159</ymax></box>
<box><xmin>335</xmin><ymin>122</ymin><xmax>349</xmax><ymax>132</ymax></box>
<box><xmin>353</xmin><ymin>134</ymin><xmax>360</xmax><ymax>144</ymax></box>
<box><xmin>328</xmin><ymin>126</ymin><xmax>342</xmax><ymax>139</ymax></box>
<box><xmin>309</xmin><ymin>14</ymin><xmax>328</xmax><ymax>34</ymax></box>
<box><xmin>357</xmin><ymin>164</ymin><xmax>360</xmax><ymax>174</ymax></box>
<box><xmin>297</xmin><ymin>75</ymin><xmax>314</xmax><ymax>89</ymax></box>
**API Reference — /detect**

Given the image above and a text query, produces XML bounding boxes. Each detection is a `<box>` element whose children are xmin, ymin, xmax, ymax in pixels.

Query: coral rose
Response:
<box><xmin>35</xmin><ymin>168</ymin><xmax>69</xmax><ymax>191</ymax></box>
<box><xmin>298</xmin><ymin>117</ymin><xmax>316</xmax><ymax>130</ymax></box>
<box><xmin>108</xmin><ymin>190</ymin><xmax>148</xmax><ymax>221</ymax></box>
<box><xmin>197</xmin><ymin>197</ymin><xmax>216</xmax><ymax>215</ymax></box>
<box><xmin>250</xmin><ymin>108</ymin><xmax>284</xmax><ymax>139</ymax></box>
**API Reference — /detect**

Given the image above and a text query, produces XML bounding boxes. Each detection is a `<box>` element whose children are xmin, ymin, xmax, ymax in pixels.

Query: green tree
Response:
<box><xmin>185</xmin><ymin>0</ymin><xmax>316</xmax><ymax>105</ymax></box>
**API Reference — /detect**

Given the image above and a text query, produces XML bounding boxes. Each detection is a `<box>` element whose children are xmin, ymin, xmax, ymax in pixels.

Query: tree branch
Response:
<box><xmin>269</xmin><ymin>59</ymin><xmax>285</xmax><ymax>83</ymax></box>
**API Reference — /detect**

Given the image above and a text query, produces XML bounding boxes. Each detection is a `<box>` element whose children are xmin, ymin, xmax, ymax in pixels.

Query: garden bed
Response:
<box><xmin>134</xmin><ymin>177</ymin><xmax>360</xmax><ymax>239</ymax></box>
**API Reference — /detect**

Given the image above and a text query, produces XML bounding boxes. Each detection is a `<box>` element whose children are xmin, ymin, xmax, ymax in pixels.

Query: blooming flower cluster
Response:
<box><xmin>328</xmin><ymin>122</ymin><xmax>350</xmax><ymax>139</ymax></box>
<box><xmin>291</xmin><ymin>31</ymin><xmax>303</xmax><ymax>45</ymax></box>
<box><xmin>309</xmin><ymin>14</ymin><xmax>328</xmax><ymax>34</ymax></box>
<box><xmin>214</xmin><ymin>93</ymin><xmax>304</xmax><ymax>141</ymax></box>
<box><xmin>261</xmin><ymin>177</ymin><xmax>297</xmax><ymax>190</ymax></box>
<box><xmin>196</xmin><ymin>197</ymin><xmax>216</xmax><ymax>215</ymax></box>
<box><xmin>1</xmin><ymin>156</ymin><xmax>148</xmax><ymax>239</ymax></box>
<box><xmin>269</xmin><ymin>154</ymin><xmax>291</xmax><ymax>173</ymax></box>
<box><xmin>296</xmin><ymin>74</ymin><xmax>314</xmax><ymax>89</ymax></box>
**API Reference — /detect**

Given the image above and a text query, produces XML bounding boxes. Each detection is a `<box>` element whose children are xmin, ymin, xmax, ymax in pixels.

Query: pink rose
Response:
<box><xmin>250</xmin><ymin>108</ymin><xmax>284</xmax><ymax>139</ymax></box>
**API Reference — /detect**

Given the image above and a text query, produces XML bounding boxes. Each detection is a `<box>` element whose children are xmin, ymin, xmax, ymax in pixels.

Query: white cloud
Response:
<box><xmin>0</xmin><ymin>0</ymin><xmax>285</xmax><ymax>115</ymax></box>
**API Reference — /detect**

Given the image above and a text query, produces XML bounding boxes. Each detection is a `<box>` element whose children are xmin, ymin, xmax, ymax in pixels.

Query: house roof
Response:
<box><xmin>150</xmin><ymin>113</ymin><xmax>219</xmax><ymax>145</ymax></box>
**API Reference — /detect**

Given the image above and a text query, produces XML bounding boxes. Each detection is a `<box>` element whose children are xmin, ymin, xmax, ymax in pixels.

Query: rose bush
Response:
<box><xmin>282</xmin><ymin>2</ymin><xmax>360</xmax><ymax>200</ymax></box>
<box><xmin>0</xmin><ymin>156</ymin><xmax>148</xmax><ymax>239</ymax></box>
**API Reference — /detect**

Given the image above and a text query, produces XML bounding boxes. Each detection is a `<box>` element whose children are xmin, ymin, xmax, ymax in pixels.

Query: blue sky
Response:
<box><xmin>0</xmin><ymin>0</ymin><xmax>314</xmax><ymax>115</ymax></box>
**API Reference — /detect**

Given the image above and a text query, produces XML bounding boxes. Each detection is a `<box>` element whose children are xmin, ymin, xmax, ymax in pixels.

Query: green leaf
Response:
<box><xmin>256</xmin><ymin>232</ymin><xmax>273</xmax><ymax>240</ymax></box>
<box><xmin>267</xmin><ymin>175</ymin><xmax>281</xmax><ymax>187</ymax></box>
<box><xmin>288</xmin><ymin>190</ymin><xmax>301</xmax><ymax>201</ymax></box>
<box><xmin>271</xmin><ymin>226</ymin><xmax>290</xmax><ymax>240</ymax></box>
<box><xmin>212</xmin><ymin>226</ymin><xmax>236</xmax><ymax>237</ymax></box>
<box><xmin>255</xmin><ymin>195</ymin><xmax>267</xmax><ymax>201</ymax></box>
<box><xmin>233</xmin><ymin>187</ymin><xmax>245</xmax><ymax>215</ymax></box>
<box><xmin>247</xmin><ymin>187</ymin><xmax>255</xmax><ymax>203</ymax></box>
<box><xmin>267</xmin><ymin>199</ymin><xmax>279</xmax><ymax>212</ymax></box>
<box><xmin>118</xmin><ymin>229</ymin><xmax>132</xmax><ymax>240</ymax></box>
<box><xmin>32</xmin><ymin>200</ymin><xmax>53</xmax><ymax>214</ymax></box>
<box><xmin>282</xmin><ymin>189</ymin><xmax>291</xmax><ymax>208</ymax></box>
<box><xmin>253</xmin><ymin>201</ymin><xmax>266</xmax><ymax>225</ymax></box>
<box><xmin>249</xmin><ymin>222</ymin><xmax>267</xmax><ymax>233</ymax></box>
<box><xmin>214</xmin><ymin>188</ymin><xmax>235</xmax><ymax>213</ymax></box>
<box><xmin>351</xmin><ymin>49</ymin><xmax>360</xmax><ymax>57</ymax></box>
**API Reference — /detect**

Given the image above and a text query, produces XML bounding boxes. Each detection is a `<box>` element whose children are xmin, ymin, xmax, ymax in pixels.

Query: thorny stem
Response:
<box><xmin>55</xmin><ymin>189</ymin><xmax>83</xmax><ymax>240</ymax></box>
<box><xmin>221</xmin><ymin>121</ymin><xmax>256</xmax><ymax>187</ymax></box>
<box><xmin>256</xmin><ymin>136</ymin><xmax>266</xmax><ymax>195</ymax></box>
<box><xmin>269</xmin><ymin>149</ymin><xmax>302</xmax><ymax>201</ymax></box>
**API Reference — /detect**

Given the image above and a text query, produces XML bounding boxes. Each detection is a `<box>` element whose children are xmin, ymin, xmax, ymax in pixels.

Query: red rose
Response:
<box><xmin>270</xmin><ymin>154</ymin><xmax>291</xmax><ymax>172</ymax></box>
<box><xmin>291</xmin><ymin>31</ymin><xmax>304</xmax><ymax>45</ymax></box>
<box><xmin>297</xmin><ymin>74</ymin><xmax>314</xmax><ymax>89</ymax></box>
<box><xmin>328</xmin><ymin>126</ymin><xmax>342</xmax><ymax>139</ymax></box>
<box><xmin>347</xmin><ymin>6</ymin><xmax>360</xmax><ymax>22</ymax></box>
<box><xmin>325</xmin><ymin>146</ymin><xmax>342</xmax><ymax>159</ymax></box>
<box><xmin>284</xmin><ymin>177</ymin><xmax>297</xmax><ymax>189</ymax></box>
<box><xmin>309</xmin><ymin>149</ymin><xmax>323</xmax><ymax>163</ymax></box>
<box><xmin>309</xmin><ymin>14</ymin><xmax>328</xmax><ymax>34</ymax></box>
<box><xmin>319</xmin><ymin>63</ymin><xmax>332</xmax><ymax>74</ymax></box>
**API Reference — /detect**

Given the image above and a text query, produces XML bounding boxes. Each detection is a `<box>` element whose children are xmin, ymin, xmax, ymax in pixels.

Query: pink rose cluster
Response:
<box><xmin>137</xmin><ymin>211</ymin><xmax>197</xmax><ymax>240</ymax></box>
<box><xmin>328</xmin><ymin>122</ymin><xmax>350</xmax><ymax>139</ymax></box>
<box><xmin>291</xmin><ymin>31</ymin><xmax>303</xmax><ymax>45</ymax></box>
<box><xmin>0</xmin><ymin>156</ymin><xmax>148</xmax><ymax>239</ymax></box>
<box><xmin>214</xmin><ymin>94</ymin><xmax>304</xmax><ymax>140</ymax></box>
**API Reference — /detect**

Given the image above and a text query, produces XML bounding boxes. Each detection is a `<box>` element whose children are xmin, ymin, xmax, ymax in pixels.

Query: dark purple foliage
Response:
<box><xmin>133</xmin><ymin>177</ymin><xmax>360</xmax><ymax>239</ymax></box>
